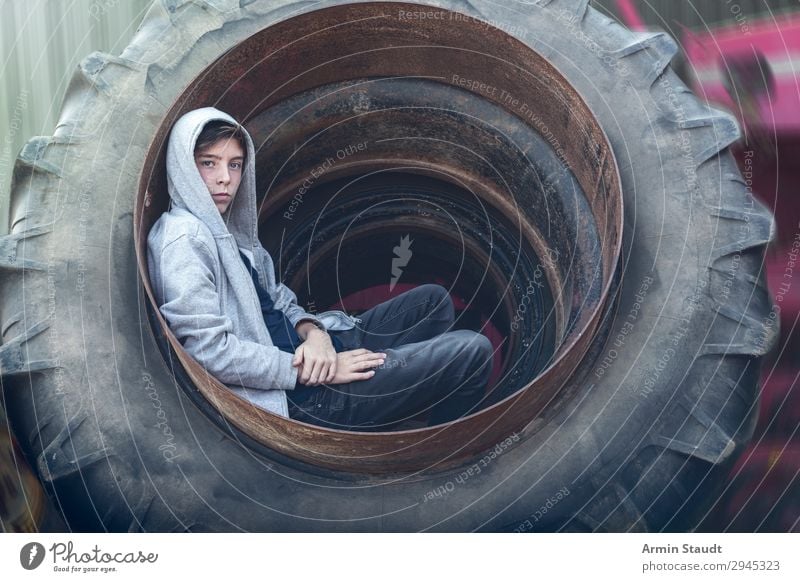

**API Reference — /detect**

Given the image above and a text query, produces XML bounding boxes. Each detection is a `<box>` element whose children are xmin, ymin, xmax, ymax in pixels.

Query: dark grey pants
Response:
<box><xmin>288</xmin><ymin>284</ymin><xmax>493</xmax><ymax>431</ymax></box>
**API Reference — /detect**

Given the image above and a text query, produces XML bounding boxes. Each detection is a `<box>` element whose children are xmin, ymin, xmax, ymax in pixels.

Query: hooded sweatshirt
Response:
<box><xmin>147</xmin><ymin>107</ymin><xmax>357</xmax><ymax>417</ymax></box>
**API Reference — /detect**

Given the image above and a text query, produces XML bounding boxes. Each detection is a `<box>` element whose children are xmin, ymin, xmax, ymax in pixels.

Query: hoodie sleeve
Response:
<box><xmin>156</xmin><ymin>233</ymin><xmax>299</xmax><ymax>392</ymax></box>
<box><xmin>272</xmin><ymin>282</ymin><xmax>327</xmax><ymax>331</ymax></box>
<box><xmin>257</xmin><ymin>247</ymin><xmax>327</xmax><ymax>331</ymax></box>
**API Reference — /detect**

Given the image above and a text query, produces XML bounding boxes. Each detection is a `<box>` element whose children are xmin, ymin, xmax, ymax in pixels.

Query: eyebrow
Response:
<box><xmin>195</xmin><ymin>153</ymin><xmax>244</xmax><ymax>160</ymax></box>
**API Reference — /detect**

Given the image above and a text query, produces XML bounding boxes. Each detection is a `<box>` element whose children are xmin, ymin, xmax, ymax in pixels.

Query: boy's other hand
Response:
<box><xmin>328</xmin><ymin>349</ymin><xmax>386</xmax><ymax>385</ymax></box>
<box><xmin>295</xmin><ymin>349</ymin><xmax>386</xmax><ymax>386</ymax></box>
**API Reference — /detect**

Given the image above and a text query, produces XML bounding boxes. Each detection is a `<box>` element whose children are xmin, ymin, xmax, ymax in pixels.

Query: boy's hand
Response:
<box><xmin>328</xmin><ymin>349</ymin><xmax>386</xmax><ymax>384</ymax></box>
<box><xmin>293</xmin><ymin>328</ymin><xmax>337</xmax><ymax>385</ymax></box>
<box><xmin>295</xmin><ymin>349</ymin><xmax>387</xmax><ymax>386</ymax></box>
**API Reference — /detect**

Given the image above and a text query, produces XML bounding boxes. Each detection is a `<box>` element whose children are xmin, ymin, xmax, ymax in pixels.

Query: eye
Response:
<box><xmin>230</xmin><ymin>161</ymin><xmax>242</xmax><ymax>170</ymax></box>
<box><xmin>198</xmin><ymin>160</ymin><xmax>214</xmax><ymax>168</ymax></box>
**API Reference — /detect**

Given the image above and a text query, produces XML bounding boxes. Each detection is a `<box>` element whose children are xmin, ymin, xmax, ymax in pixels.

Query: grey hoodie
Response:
<box><xmin>147</xmin><ymin>107</ymin><xmax>357</xmax><ymax>417</ymax></box>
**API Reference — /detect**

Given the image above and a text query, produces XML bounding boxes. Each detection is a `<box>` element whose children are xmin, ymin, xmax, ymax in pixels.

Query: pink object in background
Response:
<box><xmin>615</xmin><ymin>0</ymin><xmax>646</xmax><ymax>32</ymax></box>
<box><xmin>683</xmin><ymin>14</ymin><xmax>800</xmax><ymax>134</ymax></box>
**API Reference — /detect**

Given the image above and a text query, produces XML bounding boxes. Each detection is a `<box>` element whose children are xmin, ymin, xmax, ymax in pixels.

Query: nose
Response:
<box><xmin>216</xmin><ymin>165</ymin><xmax>230</xmax><ymax>185</ymax></box>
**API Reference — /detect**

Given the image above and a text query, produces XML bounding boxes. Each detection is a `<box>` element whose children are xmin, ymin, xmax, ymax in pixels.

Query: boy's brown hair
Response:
<box><xmin>195</xmin><ymin>120</ymin><xmax>247</xmax><ymax>159</ymax></box>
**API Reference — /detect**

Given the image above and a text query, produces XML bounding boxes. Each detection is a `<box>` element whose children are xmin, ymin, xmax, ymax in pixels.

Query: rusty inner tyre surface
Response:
<box><xmin>135</xmin><ymin>2</ymin><xmax>623</xmax><ymax>474</ymax></box>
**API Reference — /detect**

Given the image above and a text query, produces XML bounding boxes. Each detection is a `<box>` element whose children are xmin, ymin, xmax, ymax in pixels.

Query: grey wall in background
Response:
<box><xmin>0</xmin><ymin>0</ymin><xmax>152</xmax><ymax>236</ymax></box>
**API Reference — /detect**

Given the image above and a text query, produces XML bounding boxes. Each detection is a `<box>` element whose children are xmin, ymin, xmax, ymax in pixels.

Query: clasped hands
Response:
<box><xmin>292</xmin><ymin>327</ymin><xmax>386</xmax><ymax>386</ymax></box>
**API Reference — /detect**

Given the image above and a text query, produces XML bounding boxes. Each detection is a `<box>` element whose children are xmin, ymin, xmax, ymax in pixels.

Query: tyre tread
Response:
<box><xmin>0</xmin><ymin>320</ymin><xmax>56</xmax><ymax>376</ymax></box>
<box><xmin>36</xmin><ymin>414</ymin><xmax>109</xmax><ymax>483</ymax></box>
<box><xmin>535</xmin><ymin>0</ymin><xmax>591</xmax><ymax>23</ymax></box>
<box><xmin>0</xmin><ymin>226</ymin><xmax>51</xmax><ymax>272</ymax></box>
<box><xmin>613</xmin><ymin>31</ymin><xmax>678</xmax><ymax>87</ymax></box>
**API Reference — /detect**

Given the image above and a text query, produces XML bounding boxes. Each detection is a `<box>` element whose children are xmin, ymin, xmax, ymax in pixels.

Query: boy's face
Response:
<box><xmin>194</xmin><ymin>138</ymin><xmax>245</xmax><ymax>214</ymax></box>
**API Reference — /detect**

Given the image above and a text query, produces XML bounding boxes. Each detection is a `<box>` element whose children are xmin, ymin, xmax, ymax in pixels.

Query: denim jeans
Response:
<box><xmin>287</xmin><ymin>284</ymin><xmax>493</xmax><ymax>431</ymax></box>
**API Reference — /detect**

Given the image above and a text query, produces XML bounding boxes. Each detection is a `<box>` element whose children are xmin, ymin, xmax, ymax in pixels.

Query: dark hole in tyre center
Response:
<box><xmin>254</xmin><ymin>77</ymin><xmax>590</xmax><ymax>409</ymax></box>
<box><xmin>136</xmin><ymin>3</ymin><xmax>622</xmax><ymax>475</ymax></box>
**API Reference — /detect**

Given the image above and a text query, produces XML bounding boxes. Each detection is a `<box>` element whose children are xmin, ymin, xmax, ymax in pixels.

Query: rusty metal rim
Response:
<box><xmin>134</xmin><ymin>2</ymin><xmax>624</xmax><ymax>475</ymax></box>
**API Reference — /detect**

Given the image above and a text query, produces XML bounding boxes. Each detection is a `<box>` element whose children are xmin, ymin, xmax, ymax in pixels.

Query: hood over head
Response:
<box><xmin>166</xmin><ymin>106</ymin><xmax>258</xmax><ymax>251</ymax></box>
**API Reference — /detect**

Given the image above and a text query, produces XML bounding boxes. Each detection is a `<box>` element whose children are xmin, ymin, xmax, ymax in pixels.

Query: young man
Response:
<box><xmin>147</xmin><ymin>107</ymin><xmax>493</xmax><ymax>430</ymax></box>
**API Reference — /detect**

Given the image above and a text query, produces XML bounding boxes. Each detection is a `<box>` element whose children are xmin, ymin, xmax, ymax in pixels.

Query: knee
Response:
<box><xmin>452</xmin><ymin>330</ymin><xmax>493</xmax><ymax>367</ymax></box>
<box><xmin>471</xmin><ymin>333</ymin><xmax>493</xmax><ymax>367</ymax></box>
<box><xmin>475</xmin><ymin>332</ymin><xmax>493</xmax><ymax>356</ymax></box>
<box><xmin>419</xmin><ymin>284</ymin><xmax>453</xmax><ymax>322</ymax></box>
<box><xmin>446</xmin><ymin>331</ymin><xmax>492</xmax><ymax>394</ymax></box>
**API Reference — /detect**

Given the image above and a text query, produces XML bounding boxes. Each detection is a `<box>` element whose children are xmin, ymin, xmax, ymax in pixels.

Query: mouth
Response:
<box><xmin>212</xmin><ymin>193</ymin><xmax>230</xmax><ymax>199</ymax></box>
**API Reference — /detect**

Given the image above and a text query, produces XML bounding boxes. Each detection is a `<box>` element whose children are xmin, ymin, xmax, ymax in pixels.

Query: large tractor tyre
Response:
<box><xmin>0</xmin><ymin>0</ymin><xmax>776</xmax><ymax>532</ymax></box>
